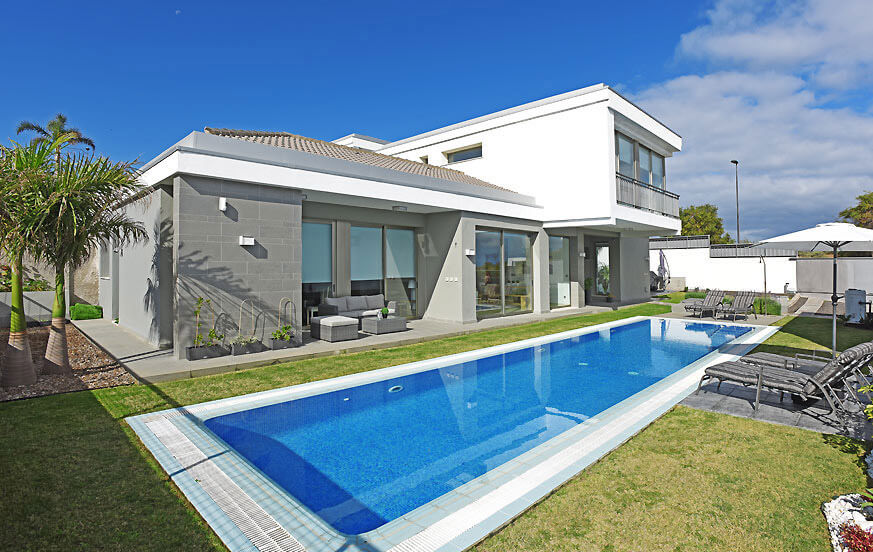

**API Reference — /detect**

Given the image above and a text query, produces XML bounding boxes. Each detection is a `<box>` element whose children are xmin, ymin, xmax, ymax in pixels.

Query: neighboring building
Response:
<box><xmin>100</xmin><ymin>84</ymin><xmax>683</xmax><ymax>359</ymax></box>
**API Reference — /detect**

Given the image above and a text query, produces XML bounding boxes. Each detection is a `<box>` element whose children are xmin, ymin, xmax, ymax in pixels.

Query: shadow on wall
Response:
<box><xmin>174</xmin><ymin>243</ymin><xmax>292</xmax><ymax>349</ymax></box>
<box><xmin>143</xmin><ymin>220</ymin><xmax>173</xmax><ymax>345</ymax></box>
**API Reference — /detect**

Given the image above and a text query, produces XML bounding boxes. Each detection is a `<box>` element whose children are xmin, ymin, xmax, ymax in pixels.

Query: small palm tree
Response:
<box><xmin>29</xmin><ymin>153</ymin><xmax>147</xmax><ymax>374</ymax></box>
<box><xmin>17</xmin><ymin>114</ymin><xmax>95</xmax><ymax>166</ymax></box>
<box><xmin>0</xmin><ymin>139</ymin><xmax>64</xmax><ymax>387</ymax></box>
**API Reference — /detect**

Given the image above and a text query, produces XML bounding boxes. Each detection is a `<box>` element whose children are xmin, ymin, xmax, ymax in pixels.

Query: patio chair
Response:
<box><xmin>744</xmin><ymin>349</ymin><xmax>872</xmax><ymax>403</ymax></box>
<box><xmin>684</xmin><ymin>290</ymin><xmax>725</xmax><ymax>318</ymax></box>
<box><xmin>718</xmin><ymin>291</ymin><xmax>757</xmax><ymax>321</ymax></box>
<box><xmin>695</xmin><ymin>341</ymin><xmax>873</xmax><ymax>424</ymax></box>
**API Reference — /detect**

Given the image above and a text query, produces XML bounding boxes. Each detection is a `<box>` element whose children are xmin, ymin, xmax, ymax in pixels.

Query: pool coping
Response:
<box><xmin>127</xmin><ymin>316</ymin><xmax>778</xmax><ymax>552</ymax></box>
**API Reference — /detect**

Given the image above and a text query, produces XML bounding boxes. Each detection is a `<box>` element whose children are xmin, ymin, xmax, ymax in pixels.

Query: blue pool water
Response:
<box><xmin>204</xmin><ymin>318</ymin><xmax>749</xmax><ymax>535</ymax></box>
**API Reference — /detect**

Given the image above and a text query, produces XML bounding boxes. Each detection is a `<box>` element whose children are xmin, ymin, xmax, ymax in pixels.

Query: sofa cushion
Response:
<box><xmin>324</xmin><ymin>296</ymin><xmax>347</xmax><ymax>311</ymax></box>
<box><xmin>346</xmin><ymin>295</ymin><xmax>369</xmax><ymax>310</ymax></box>
<box><xmin>362</xmin><ymin>309</ymin><xmax>381</xmax><ymax>317</ymax></box>
<box><xmin>342</xmin><ymin>310</ymin><xmax>366</xmax><ymax>318</ymax></box>
<box><xmin>365</xmin><ymin>294</ymin><xmax>385</xmax><ymax>309</ymax></box>
<box><xmin>319</xmin><ymin>316</ymin><xmax>357</xmax><ymax>327</ymax></box>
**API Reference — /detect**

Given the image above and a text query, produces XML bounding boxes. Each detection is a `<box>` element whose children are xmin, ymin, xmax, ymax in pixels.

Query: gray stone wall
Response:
<box><xmin>173</xmin><ymin>175</ymin><xmax>302</xmax><ymax>358</ymax></box>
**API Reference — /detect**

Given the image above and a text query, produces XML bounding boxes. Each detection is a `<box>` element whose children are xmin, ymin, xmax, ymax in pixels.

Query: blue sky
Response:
<box><xmin>2</xmin><ymin>0</ymin><xmax>871</xmax><ymax>239</ymax></box>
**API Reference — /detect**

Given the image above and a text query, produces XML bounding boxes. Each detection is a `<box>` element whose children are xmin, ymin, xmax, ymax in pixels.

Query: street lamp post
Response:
<box><xmin>731</xmin><ymin>160</ymin><xmax>740</xmax><ymax>256</ymax></box>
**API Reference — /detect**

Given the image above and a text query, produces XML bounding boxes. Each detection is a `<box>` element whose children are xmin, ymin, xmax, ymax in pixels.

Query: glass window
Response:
<box><xmin>351</xmin><ymin>225</ymin><xmax>383</xmax><ymax>296</ymax></box>
<box><xmin>616</xmin><ymin>134</ymin><xmax>634</xmax><ymax>178</ymax></box>
<box><xmin>503</xmin><ymin>232</ymin><xmax>533</xmax><ymax>315</ymax></box>
<box><xmin>652</xmin><ymin>152</ymin><xmax>665</xmax><ymax>188</ymax></box>
<box><xmin>595</xmin><ymin>244</ymin><xmax>610</xmax><ymax>295</ymax></box>
<box><xmin>99</xmin><ymin>240</ymin><xmax>111</xmax><ymax>277</ymax></box>
<box><xmin>475</xmin><ymin>230</ymin><xmax>502</xmax><ymax>319</ymax></box>
<box><xmin>639</xmin><ymin>145</ymin><xmax>651</xmax><ymax>185</ymax></box>
<box><xmin>548</xmin><ymin>236</ymin><xmax>571</xmax><ymax>308</ymax></box>
<box><xmin>447</xmin><ymin>145</ymin><xmax>482</xmax><ymax>163</ymax></box>
<box><xmin>302</xmin><ymin>222</ymin><xmax>333</xmax><ymax>324</ymax></box>
<box><xmin>385</xmin><ymin>228</ymin><xmax>416</xmax><ymax>316</ymax></box>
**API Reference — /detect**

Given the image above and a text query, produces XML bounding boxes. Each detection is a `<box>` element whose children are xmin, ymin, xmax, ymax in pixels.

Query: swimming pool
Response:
<box><xmin>128</xmin><ymin>316</ymin><xmax>776</xmax><ymax>552</ymax></box>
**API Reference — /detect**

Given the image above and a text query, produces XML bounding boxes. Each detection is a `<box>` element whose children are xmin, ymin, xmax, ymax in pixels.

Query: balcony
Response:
<box><xmin>615</xmin><ymin>173</ymin><xmax>679</xmax><ymax>218</ymax></box>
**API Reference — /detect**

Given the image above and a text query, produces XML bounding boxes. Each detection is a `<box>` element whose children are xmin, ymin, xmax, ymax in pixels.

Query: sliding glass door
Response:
<box><xmin>475</xmin><ymin>229</ymin><xmax>533</xmax><ymax>319</ymax></box>
<box><xmin>385</xmin><ymin>228</ymin><xmax>416</xmax><ymax>316</ymax></box>
<box><xmin>549</xmin><ymin>236</ymin><xmax>571</xmax><ymax>308</ymax></box>
<box><xmin>475</xmin><ymin>230</ymin><xmax>502</xmax><ymax>319</ymax></box>
<box><xmin>350</xmin><ymin>225</ymin><xmax>383</xmax><ymax>296</ymax></box>
<box><xmin>595</xmin><ymin>243</ymin><xmax>610</xmax><ymax>296</ymax></box>
<box><xmin>302</xmin><ymin>221</ymin><xmax>333</xmax><ymax>324</ymax></box>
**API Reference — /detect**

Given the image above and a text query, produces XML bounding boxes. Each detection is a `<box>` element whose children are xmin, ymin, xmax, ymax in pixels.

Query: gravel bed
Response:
<box><xmin>0</xmin><ymin>323</ymin><xmax>135</xmax><ymax>401</ymax></box>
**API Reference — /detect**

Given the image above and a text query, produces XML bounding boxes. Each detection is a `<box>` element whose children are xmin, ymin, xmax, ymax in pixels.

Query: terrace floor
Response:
<box><xmin>72</xmin><ymin>305</ymin><xmax>612</xmax><ymax>383</ymax></box>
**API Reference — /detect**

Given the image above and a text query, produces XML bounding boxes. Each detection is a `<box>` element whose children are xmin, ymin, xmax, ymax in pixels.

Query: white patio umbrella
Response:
<box><xmin>757</xmin><ymin>222</ymin><xmax>873</xmax><ymax>358</ymax></box>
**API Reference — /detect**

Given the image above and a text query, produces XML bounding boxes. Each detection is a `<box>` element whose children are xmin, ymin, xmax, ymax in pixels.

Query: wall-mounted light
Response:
<box><xmin>239</xmin><ymin>236</ymin><xmax>255</xmax><ymax>246</ymax></box>
<box><xmin>392</xmin><ymin>205</ymin><xmax>407</xmax><ymax>212</ymax></box>
<box><xmin>301</xmin><ymin>193</ymin><xmax>308</xmax><ymax>200</ymax></box>
<box><xmin>464</xmin><ymin>248</ymin><xmax>476</xmax><ymax>256</ymax></box>
<box><xmin>219</xmin><ymin>197</ymin><xmax>227</xmax><ymax>212</ymax></box>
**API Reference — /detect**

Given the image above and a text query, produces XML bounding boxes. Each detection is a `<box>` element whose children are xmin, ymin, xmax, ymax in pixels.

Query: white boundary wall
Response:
<box><xmin>650</xmin><ymin>247</ymin><xmax>797</xmax><ymax>293</ymax></box>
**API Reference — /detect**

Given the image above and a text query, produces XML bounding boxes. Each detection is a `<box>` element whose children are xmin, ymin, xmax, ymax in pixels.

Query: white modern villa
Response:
<box><xmin>99</xmin><ymin>83</ymin><xmax>682</xmax><ymax>358</ymax></box>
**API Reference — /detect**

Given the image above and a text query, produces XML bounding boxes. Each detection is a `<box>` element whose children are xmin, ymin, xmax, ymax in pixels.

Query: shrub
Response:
<box><xmin>840</xmin><ymin>522</ymin><xmax>873</xmax><ymax>552</ymax></box>
<box><xmin>685</xmin><ymin>291</ymin><xmax>706</xmax><ymax>300</ymax></box>
<box><xmin>70</xmin><ymin>303</ymin><xmax>103</xmax><ymax>320</ymax></box>
<box><xmin>0</xmin><ymin>264</ymin><xmax>50</xmax><ymax>292</ymax></box>
<box><xmin>753</xmin><ymin>297</ymin><xmax>781</xmax><ymax>315</ymax></box>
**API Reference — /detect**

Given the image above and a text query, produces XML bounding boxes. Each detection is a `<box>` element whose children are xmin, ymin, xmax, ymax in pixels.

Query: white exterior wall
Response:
<box><xmin>651</xmin><ymin>248</ymin><xmax>797</xmax><ymax>294</ymax></box>
<box><xmin>378</xmin><ymin>85</ymin><xmax>681</xmax><ymax>234</ymax></box>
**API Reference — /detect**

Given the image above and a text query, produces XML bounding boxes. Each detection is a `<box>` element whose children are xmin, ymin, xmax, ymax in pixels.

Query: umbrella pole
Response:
<box><xmin>832</xmin><ymin>244</ymin><xmax>838</xmax><ymax>359</ymax></box>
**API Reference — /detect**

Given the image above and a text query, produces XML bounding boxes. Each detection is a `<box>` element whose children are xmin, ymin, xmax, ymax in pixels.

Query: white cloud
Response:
<box><xmin>630</xmin><ymin>0</ymin><xmax>873</xmax><ymax>240</ymax></box>
<box><xmin>678</xmin><ymin>0</ymin><xmax>873</xmax><ymax>90</ymax></box>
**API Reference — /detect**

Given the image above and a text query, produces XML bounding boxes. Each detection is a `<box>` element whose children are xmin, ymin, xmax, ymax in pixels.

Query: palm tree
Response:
<box><xmin>17</xmin><ymin>114</ymin><xmax>95</xmax><ymax>166</ymax></box>
<box><xmin>28</xmin><ymin>153</ymin><xmax>147</xmax><ymax>374</ymax></box>
<box><xmin>0</xmin><ymin>139</ymin><xmax>63</xmax><ymax>387</ymax></box>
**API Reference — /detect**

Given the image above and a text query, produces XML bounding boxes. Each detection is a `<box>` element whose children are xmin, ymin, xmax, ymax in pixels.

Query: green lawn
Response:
<box><xmin>652</xmin><ymin>291</ymin><xmax>706</xmax><ymax>304</ymax></box>
<box><xmin>0</xmin><ymin>306</ymin><xmax>869</xmax><ymax>552</ymax></box>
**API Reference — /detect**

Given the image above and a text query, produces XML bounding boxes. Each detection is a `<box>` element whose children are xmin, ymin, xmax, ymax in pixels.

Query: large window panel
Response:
<box><xmin>385</xmin><ymin>228</ymin><xmax>416</xmax><ymax>316</ymax></box>
<box><xmin>652</xmin><ymin>153</ymin><xmax>665</xmax><ymax>188</ymax></box>
<box><xmin>503</xmin><ymin>232</ymin><xmax>533</xmax><ymax>315</ymax></box>
<box><xmin>302</xmin><ymin>222</ymin><xmax>333</xmax><ymax>324</ymax></box>
<box><xmin>617</xmin><ymin>134</ymin><xmax>634</xmax><ymax>178</ymax></box>
<box><xmin>475</xmin><ymin>230</ymin><xmax>502</xmax><ymax>319</ymax></box>
<box><xmin>351</xmin><ymin>225</ymin><xmax>383</xmax><ymax>296</ymax></box>
<box><xmin>639</xmin><ymin>145</ymin><xmax>652</xmax><ymax>185</ymax></box>
<box><xmin>595</xmin><ymin>244</ymin><xmax>610</xmax><ymax>296</ymax></box>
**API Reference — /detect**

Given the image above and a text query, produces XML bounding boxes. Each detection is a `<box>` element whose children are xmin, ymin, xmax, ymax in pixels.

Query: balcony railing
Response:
<box><xmin>615</xmin><ymin>173</ymin><xmax>680</xmax><ymax>218</ymax></box>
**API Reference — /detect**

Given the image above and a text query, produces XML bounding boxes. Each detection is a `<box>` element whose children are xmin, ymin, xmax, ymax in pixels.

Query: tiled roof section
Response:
<box><xmin>203</xmin><ymin>127</ymin><xmax>513</xmax><ymax>193</ymax></box>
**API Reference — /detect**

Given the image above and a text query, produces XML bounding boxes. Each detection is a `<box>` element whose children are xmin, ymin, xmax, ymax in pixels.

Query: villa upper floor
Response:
<box><xmin>361</xmin><ymin>84</ymin><xmax>682</xmax><ymax>234</ymax></box>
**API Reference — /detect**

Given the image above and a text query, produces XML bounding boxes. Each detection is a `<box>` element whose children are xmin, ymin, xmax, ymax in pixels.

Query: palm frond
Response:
<box><xmin>16</xmin><ymin>121</ymin><xmax>48</xmax><ymax>137</ymax></box>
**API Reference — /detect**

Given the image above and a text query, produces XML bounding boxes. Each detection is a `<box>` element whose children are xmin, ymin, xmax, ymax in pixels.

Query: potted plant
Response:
<box><xmin>377</xmin><ymin>306</ymin><xmax>389</xmax><ymax>319</ymax></box>
<box><xmin>231</xmin><ymin>335</ymin><xmax>263</xmax><ymax>356</ymax></box>
<box><xmin>584</xmin><ymin>277</ymin><xmax>593</xmax><ymax>298</ymax></box>
<box><xmin>186</xmin><ymin>298</ymin><xmax>229</xmax><ymax>360</ymax></box>
<box><xmin>268</xmin><ymin>324</ymin><xmax>297</xmax><ymax>350</ymax></box>
<box><xmin>230</xmin><ymin>299</ymin><xmax>264</xmax><ymax>355</ymax></box>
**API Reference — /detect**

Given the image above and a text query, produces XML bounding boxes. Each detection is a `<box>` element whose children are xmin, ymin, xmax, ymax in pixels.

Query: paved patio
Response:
<box><xmin>73</xmin><ymin>305</ymin><xmax>611</xmax><ymax>383</ymax></box>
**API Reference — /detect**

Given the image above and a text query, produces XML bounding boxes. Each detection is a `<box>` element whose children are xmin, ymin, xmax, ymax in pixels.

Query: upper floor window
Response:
<box><xmin>446</xmin><ymin>144</ymin><xmax>482</xmax><ymax>163</ymax></box>
<box><xmin>615</xmin><ymin>132</ymin><xmax>666</xmax><ymax>189</ymax></box>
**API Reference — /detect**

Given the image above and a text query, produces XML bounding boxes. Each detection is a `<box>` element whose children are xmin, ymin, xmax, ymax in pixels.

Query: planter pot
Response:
<box><xmin>185</xmin><ymin>345</ymin><xmax>229</xmax><ymax>361</ymax></box>
<box><xmin>268</xmin><ymin>338</ymin><xmax>298</xmax><ymax>350</ymax></box>
<box><xmin>231</xmin><ymin>341</ymin><xmax>265</xmax><ymax>356</ymax></box>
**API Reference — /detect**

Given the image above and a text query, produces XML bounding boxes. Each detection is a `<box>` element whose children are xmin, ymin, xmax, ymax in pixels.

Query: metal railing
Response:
<box><xmin>615</xmin><ymin>173</ymin><xmax>680</xmax><ymax>218</ymax></box>
<box><xmin>710</xmin><ymin>244</ymin><xmax>797</xmax><ymax>258</ymax></box>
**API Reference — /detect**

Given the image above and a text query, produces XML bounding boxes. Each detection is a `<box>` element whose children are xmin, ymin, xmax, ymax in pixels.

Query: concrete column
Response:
<box><xmin>532</xmin><ymin>229</ymin><xmax>550</xmax><ymax>314</ymax></box>
<box><xmin>334</xmin><ymin>221</ymin><xmax>351</xmax><ymax>297</ymax></box>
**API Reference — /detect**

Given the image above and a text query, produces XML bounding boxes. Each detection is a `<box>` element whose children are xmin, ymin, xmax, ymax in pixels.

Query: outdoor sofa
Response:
<box><xmin>696</xmin><ymin>341</ymin><xmax>873</xmax><ymax>424</ymax></box>
<box><xmin>317</xmin><ymin>294</ymin><xmax>396</xmax><ymax>324</ymax></box>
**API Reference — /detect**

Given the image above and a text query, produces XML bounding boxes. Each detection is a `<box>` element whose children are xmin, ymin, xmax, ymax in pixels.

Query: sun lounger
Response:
<box><xmin>684</xmin><ymin>290</ymin><xmax>725</xmax><ymax>318</ymax></box>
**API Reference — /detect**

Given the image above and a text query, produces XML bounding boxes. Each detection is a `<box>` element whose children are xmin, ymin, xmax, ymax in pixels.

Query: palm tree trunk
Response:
<box><xmin>2</xmin><ymin>254</ymin><xmax>37</xmax><ymax>388</ymax></box>
<box><xmin>43</xmin><ymin>265</ymin><xmax>70</xmax><ymax>375</ymax></box>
